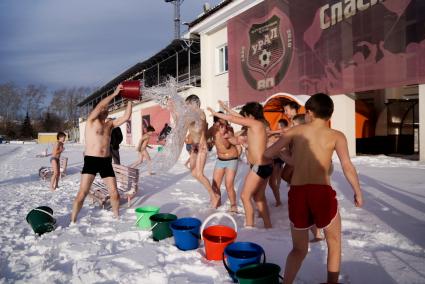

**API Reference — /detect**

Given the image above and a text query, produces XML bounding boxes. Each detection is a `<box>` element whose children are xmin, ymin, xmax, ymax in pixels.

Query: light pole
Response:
<box><xmin>164</xmin><ymin>0</ymin><xmax>184</xmax><ymax>39</ymax></box>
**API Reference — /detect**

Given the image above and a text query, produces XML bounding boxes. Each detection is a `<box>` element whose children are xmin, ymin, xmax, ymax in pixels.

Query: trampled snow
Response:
<box><xmin>0</xmin><ymin>144</ymin><xmax>424</xmax><ymax>283</ymax></box>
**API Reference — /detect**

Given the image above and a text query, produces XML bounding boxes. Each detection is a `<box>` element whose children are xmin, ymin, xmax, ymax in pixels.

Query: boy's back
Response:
<box><xmin>264</xmin><ymin>93</ymin><xmax>362</xmax><ymax>284</ymax></box>
<box><xmin>290</xmin><ymin>122</ymin><xmax>342</xmax><ymax>185</ymax></box>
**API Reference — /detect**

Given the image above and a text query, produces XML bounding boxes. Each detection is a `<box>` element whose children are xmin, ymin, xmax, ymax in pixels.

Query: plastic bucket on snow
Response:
<box><xmin>201</xmin><ymin>212</ymin><xmax>237</xmax><ymax>261</ymax></box>
<box><xmin>224</xmin><ymin>242</ymin><xmax>265</xmax><ymax>282</ymax></box>
<box><xmin>170</xmin><ymin>217</ymin><xmax>202</xmax><ymax>251</ymax></box>
<box><xmin>149</xmin><ymin>213</ymin><xmax>177</xmax><ymax>241</ymax></box>
<box><xmin>26</xmin><ymin>206</ymin><xmax>56</xmax><ymax>235</ymax></box>
<box><xmin>134</xmin><ymin>206</ymin><xmax>160</xmax><ymax>229</ymax></box>
<box><xmin>235</xmin><ymin>263</ymin><xmax>281</xmax><ymax>284</ymax></box>
<box><xmin>121</xmin><ymin>80</ymin><xmax>141</xmax><ymax>100</ymax></box>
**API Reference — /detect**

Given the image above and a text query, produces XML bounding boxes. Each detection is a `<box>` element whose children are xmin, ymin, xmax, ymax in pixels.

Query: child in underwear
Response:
<box><xmin>130</xmin><ymin>126</ymin><xmax>155</xmax><ymax>175</ymax></box>
<box><xmin>50</xmin><ymin>132</ymin><xmax>66</xmax><ymax>191</ymax></box>
<box><xmin>264</xmin><ymin>93</ymin><xmax>363</xmax><ymax>284</ymax></box>
<box><xmin>208</xmin><ymin>100</ymin><xmax>272</xmax><ymax>228</ymax></box>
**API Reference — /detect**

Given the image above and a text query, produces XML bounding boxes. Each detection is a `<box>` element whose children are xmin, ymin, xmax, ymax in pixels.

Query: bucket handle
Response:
<box><xmin>222</xmin><ymin>247</ymin><xmax>266</xmax><ymax>280</ymax></box>
<box><xmin>134</xmin><ymin>213</ymin><xmax>144</xmax><ymax>226</ymax></box>
<box><xmin>200</xmin><ymin>212</ymin><xmax>238</xmax><ymax>240</ymax></box>
<box><xmin>32</xmin><ymin>208</ymin><xmax>55</xmax><ymax>219</ymax></box>
<box><xmin>148</xmin><ymin>222</ymin><xmax>159</xmax><ymax>232</ymax></box>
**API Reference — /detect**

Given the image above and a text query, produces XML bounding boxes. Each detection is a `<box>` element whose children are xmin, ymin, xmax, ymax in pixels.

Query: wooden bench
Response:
<box><xmin>88</xmin><ymin>164</ymin><xmax>140</xmax><ymax>208</ymax></box>
<box><xmin>39</xmin><ymin>157</ymin><xmax>68</xmax><ymax>180</ymax></box>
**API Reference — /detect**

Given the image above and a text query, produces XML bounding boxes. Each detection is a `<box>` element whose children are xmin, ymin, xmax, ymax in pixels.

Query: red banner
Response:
<box><xmin>228</xmin><ymin>0</ymin><xmax>425</xmax><ymax>107</ymax></box>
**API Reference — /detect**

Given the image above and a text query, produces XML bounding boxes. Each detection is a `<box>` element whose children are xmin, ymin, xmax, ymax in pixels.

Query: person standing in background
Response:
<box><xmin>110</xmin><ymin>124</ymin><xmax>123</xmax><ymax>164</ymax></box>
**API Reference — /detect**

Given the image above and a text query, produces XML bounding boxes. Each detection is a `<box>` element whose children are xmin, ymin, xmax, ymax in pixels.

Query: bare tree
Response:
<box><xmin>50</xmin><ymin>86</ymin><xmax>94</xmax><ymax>128</ymax></box>
<box><xmin>21</xmin><ymin>84</ymin><xmax>47</xmax><ymax>120</ymax></box>
<box><xmin>0</xmin><ymin>82</ymin><xmax>22</xmax><ymax>127</ymax></box>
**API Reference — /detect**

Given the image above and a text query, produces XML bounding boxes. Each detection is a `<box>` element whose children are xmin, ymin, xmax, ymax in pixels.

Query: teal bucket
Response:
<box><xmin>149</xmin><ymin>213</ymin><xmax>177</xmax><ymax>241</ymax></box>
<box><xmin>235</xmin><ymin>263</ymin><xmax>282</xmax><ymax>284</ymax></box>
<box><xmin>135</xmin><ymin>206</ymin><xmax>160</xmax><ymax>229</ymax></box>
<box><xmin>26</xmin><ymin>206</ymin><xmax>56</xmax><ymax>235</ymax></box>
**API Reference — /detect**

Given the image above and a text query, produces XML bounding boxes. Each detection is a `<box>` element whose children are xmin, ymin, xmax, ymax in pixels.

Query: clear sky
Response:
<box><xmin>0</xmin><ymin>0</ymin><xmax>221</xmax><ymax>89</ymax></box>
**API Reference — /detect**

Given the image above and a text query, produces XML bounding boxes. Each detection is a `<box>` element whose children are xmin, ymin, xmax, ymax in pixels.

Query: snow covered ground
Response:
<box><xmin>0</xmin><ymin>143</ymin><xmax>424</xmax><ymax>284</ymax></box>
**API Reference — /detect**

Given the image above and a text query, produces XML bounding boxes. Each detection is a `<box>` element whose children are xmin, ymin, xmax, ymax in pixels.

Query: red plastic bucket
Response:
<box><xmin>121</xmin><ymin>80</ymin><xmax>141</xmax><ymax>100</ymax></box>
<box><xmin>201</xmin><ymin>212</ymin><xmax>238</xmax><ymax>261</ymax></box>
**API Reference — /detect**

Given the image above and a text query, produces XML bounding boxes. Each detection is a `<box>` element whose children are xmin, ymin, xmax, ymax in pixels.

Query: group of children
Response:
<box><xmin>188</xmin><ymin>93</ymin><xmax>363</xmax><ymax>284</ymax></box>
<box><xmin>54</xmin><ymin>84</ymin><xmax>363</xmax><ymax>284</ymax></box>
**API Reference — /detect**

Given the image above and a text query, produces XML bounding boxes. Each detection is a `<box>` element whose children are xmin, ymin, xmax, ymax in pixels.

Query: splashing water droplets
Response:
<box><xmin>140</xmin><ymin>77</ymin><xmax>201</xmax><ymax>173</ymax></box>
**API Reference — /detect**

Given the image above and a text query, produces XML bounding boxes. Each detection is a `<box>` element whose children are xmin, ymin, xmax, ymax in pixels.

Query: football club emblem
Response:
<box><xmin>241</xmin><ymin>14</ymin><xmax>293</xmax><ymax>91</ymax></box>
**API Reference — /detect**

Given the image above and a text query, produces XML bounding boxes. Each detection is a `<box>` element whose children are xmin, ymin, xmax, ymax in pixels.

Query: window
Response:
<box><xmin>216</xmin><ymin>45</ymin><xmax>228</xmax><ymax>74</ymax></box>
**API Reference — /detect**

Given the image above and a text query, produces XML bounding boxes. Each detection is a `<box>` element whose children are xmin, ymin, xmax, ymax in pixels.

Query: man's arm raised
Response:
<box><xmin>113</xmin><ymin>101</ymin><xmax>132</xmax><ymax>128</ymax></box>
<box><xmin>88</xmin><ymin>84</ymin><xmax>123</xmax><ymax>121</ymax></box>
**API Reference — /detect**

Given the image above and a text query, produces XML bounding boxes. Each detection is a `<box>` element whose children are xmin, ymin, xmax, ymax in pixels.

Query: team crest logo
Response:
<box><xmin>241</xmin><ymin>15</ymin><xmax>293</xmax><ymax>91</ymax></box>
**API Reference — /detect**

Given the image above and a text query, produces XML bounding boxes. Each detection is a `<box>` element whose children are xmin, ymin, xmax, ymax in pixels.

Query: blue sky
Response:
<box><xmin>0</xmin><ymin>0</ymin><xmax>221</xmax><ymax>89</ymax></box>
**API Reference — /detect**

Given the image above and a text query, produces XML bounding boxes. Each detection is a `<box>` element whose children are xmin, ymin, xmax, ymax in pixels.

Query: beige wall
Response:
<box><xmin>420</xmin><ymin>84</ymin><xmax>425</xmax><ymax>161</ymax></box>
<box><xmin>78</xmin><ymin>119</ymin><xmax>86</xmax><ymax>144</ymax></box>
<box><xmin>200</xmin><ymin>27</ymin><xmax>229</xmax><ymax>126</ymax></box>
<box><xmin>331</xmin><ymin>94</ymin><xmax>356</xmax><ymax>157</ymax></box>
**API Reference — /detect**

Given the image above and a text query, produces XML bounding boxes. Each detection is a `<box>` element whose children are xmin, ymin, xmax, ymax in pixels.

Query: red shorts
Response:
<box><xmin>288</xmin><ymin>184</ymin><xmax>338</xmax><ymax>229</ymax></box>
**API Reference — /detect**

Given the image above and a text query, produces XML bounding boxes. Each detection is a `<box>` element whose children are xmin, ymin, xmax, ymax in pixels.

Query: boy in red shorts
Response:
<box><xmin>264</xmin><ymin>93</ymin><xmax>363</xmax><ymax>284</ymax></box>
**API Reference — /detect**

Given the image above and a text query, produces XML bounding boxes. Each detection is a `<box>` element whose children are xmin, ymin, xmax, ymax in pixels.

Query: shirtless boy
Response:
<box><xmin>185</xmin><ymin>95</ymin><xmax>219</xmax><ymax>208</ymax></box>
<box><xmin>264</xmin><ymin>93</ymin><xmax>363</xmax><ymax>284</ymax></box>
<box><xmin>50</xmin><ymin>132</ymin><xmax>66</xmax><ymax>191</ymax></box>
<box><xmin>208</xmin><ymin>101</ymin><xmax>272</xmax><ymax>228</ymax></box>
<box><xmin>267</xmin><ymin>119</ymin><xmax>290</xmax><ymax>207</ymax></box>
<box><xmin>71</xmin><ymin>85</ymin><xmax>132</xmax><ymax>222</ymax></box>
<box><xmin>130</xmin><ymin>125</ymin><xmax>155</xmax><ymax>175</ymax></box>
<box><xmin>284</xmin><ymin>101</ymin><xmax>300</xmax><ymax>123</ymax></box>
<box><xmin>209</xmin><ymin>115</ymin><xmax>239</xmax><ymax>212</ymax></box>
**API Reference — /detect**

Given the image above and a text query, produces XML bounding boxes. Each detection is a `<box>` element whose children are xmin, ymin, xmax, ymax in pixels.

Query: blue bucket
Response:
<box><xmin>223</xmin><ymin>242</ymin><xmax>265</xmax><ymax>282</ymax></box>
<box><xmin>170</xmin><ymin>217</ymin><xmax>202</xmax><ymax>251</ymax></box>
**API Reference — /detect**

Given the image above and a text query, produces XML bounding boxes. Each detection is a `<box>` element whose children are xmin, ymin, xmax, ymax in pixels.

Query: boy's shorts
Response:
<box><xmin>288</xmin><ymin>184</ymin><xmax>338</xmax><ymax>229</ymax></box>
<box><xmin>215</xmin><ymin>157</ymin><xmax>238</xmax><ymax>170</ymax></box>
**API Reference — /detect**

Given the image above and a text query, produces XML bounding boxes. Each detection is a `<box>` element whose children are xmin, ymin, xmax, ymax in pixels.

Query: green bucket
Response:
<box><xmin>235</xmin><ymin>263</ymin><xmax>281</xmax><ymax>284</ymax></box>
<box><xmin>149</xmin><ymin>213</ymin><xmax>177</xmax><ymax>241</ymax></box>
<box><xmin>135</xmin><ymin>206</ymin><xmax>160</xmax><ymax>229</ymax></box>
<box><xmin>26</xmin><ymin>206</ymin><xmax>56</xmax><ymax>235</ymax></box>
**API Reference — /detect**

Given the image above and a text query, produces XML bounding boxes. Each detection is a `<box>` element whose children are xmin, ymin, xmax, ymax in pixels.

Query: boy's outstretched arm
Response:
<box><xmin>207</xmin><ymin>107</ymin><xmax>253</xmax><ymax>127</ymax></box>
<box><xmin>218</xmin><ymin>100</ymin><xmax>242</xmax><ymax>117</ymax></box>
<box><xmin>113</xmin><ymin>101</ymin><xmax>132</xmax><ymax>127</ymax></box>
<box><xmin>335</xmin><ymin>132</ymin><xmax>363</xmax><ymax>207</ymax></box>
<box><xmin>264</xmin><ymin>132</ymin><xmax>291</xmax><ymax>159</ymax></box>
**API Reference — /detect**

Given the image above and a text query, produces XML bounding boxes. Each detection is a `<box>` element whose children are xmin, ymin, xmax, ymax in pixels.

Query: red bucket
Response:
<box><xmin>121</xmin><ymin>80</ymin><xmax>141</xmax><ymax>100</ymax></box>
<box><xmin>201</xmin><ymin>213</ymin><xmax>238</xmax><ymax>261</ymax></box>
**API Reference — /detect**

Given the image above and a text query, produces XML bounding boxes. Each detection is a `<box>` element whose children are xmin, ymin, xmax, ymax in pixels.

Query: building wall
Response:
<box><xmin>38</xmin><ymin>133</ymin><xmax>59</xmax><ymax>144</ymax></box>
<box><xmin>331</xmin><ymin>95</ymin><xmax>356</xmax><ymax>157</ymax></box>
<box><xmin>192</xmin><ymin>0</ymin><xmax>357</xmax><ymax>156</ymax></box>
<box><xmin>420</xmin><ymin>84</ymin><xmax>425</xmax><ymax>161</ymax></box>
<box><xmin>200</xmin><ymin>27</ymin><xmax>229</xmax><ymax>124</ymax></box>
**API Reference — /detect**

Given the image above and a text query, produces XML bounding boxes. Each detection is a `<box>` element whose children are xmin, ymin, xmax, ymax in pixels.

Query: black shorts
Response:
<box><xmin>273</xmin><ymin>158</ymin><xmax>285</xmax><ymax>167</ymax></box>
<box><xmin>250</xmin><ymin>164</ymin><xmax>273</xmax><ymax>179</ymax></box>
<box><xmin>81</xmin><ymin>156</ymin><xmax>115</xmax><ymax>178</ymax></box>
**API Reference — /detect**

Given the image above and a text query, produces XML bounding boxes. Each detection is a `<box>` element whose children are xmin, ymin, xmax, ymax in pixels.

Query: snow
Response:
<box><xmin>0</xmin><ymin>143</ymin><xmax>424</xmax><ymax>284</ymax></box>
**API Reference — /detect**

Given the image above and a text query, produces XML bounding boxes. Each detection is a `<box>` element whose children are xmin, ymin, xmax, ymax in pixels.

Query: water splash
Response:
<box><xmin>141</xmin><ymin>77</ymin><xmax>201</xmax><ymax>173</ymax></box>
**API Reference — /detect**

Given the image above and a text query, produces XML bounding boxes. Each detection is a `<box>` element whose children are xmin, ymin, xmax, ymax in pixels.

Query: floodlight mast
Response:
<box><xmin>164</xmin><ymin>0</ymin><xmax>184</xmax><ymax>39</ymax></box>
